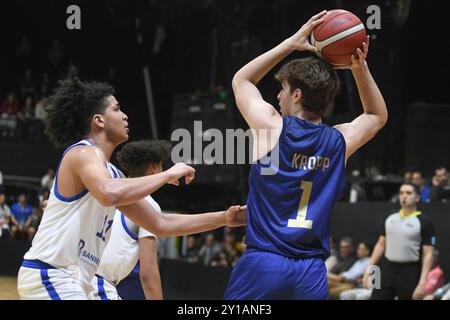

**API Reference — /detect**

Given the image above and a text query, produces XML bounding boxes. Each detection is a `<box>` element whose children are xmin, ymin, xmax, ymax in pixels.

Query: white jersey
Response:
<box><xmin>96</xmin><ymin>195</ymin><xmax>161</xmax><ymax>286</ymax></box>
<box><xmin>23</xmin><ymin>139</ymin><xmax>121</xmax><ymax>293</ymax></box>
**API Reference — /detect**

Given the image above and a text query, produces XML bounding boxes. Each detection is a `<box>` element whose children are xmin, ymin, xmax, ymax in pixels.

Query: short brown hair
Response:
<box><xmin>275</xmin><ymin>57</ymin><xmax>340</xmax><ymax>116</ymax></box>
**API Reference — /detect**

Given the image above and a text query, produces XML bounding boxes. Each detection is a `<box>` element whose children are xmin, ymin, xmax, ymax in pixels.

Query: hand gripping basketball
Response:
<box><xmin>286</xmin><ymin>10</ymin><xmax>328</xmax><ymax>53</ymax></box>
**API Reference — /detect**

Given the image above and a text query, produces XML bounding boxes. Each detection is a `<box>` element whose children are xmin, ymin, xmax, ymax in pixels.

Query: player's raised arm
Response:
<box><xmin>334</xmin><ymin>37</ymin><xmax>388</xmax><ymax>163</ymax></box>
<box><xmin>119</xmin><ymin>202</ymin><xmax>246</xmax><ymax>238</ymax></box>
<box><xmin>69</xmin><ymin>146</ymin><xmax>195</xmax><ymax>207</ymax></box>
<box><xmin>232</xmin><ymin>11</ymin><xmax>327</xmax><ymax>131</ymax></box>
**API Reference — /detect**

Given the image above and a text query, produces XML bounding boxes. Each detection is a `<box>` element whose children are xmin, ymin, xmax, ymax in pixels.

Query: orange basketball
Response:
<box><xmin>311</xmin><ymin>9</ymin><xmax>366</xmax><ymax>66</ymax></box>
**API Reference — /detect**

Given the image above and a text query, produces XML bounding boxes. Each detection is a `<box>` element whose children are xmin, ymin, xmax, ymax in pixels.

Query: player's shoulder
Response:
<box><xmin>64</xmin><ymin>143</ymin><xmax>105</xmax><ymax>163</ymax></box>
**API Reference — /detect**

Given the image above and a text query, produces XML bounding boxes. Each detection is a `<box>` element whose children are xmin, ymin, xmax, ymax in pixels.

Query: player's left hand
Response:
<box><xmin>412</xmin><ymin>283</ymin><xmax>426</xmax><ymax>300</ymax></box>
<box><xmin>224</xmin><ymin>205</ymin><xmax>247</xmax><ymax>227</ymax></box>
<box><xmin>286</xmin><ymin>10</ymin><xmax>327</xmax><ymax>53</ymax></box>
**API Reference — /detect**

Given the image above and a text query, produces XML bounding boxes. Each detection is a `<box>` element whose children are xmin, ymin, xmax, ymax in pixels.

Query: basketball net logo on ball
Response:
<box><xmin>311</xmin><ymin>10</ymin><xmax>366</xmax><ymax>67</ymax></box>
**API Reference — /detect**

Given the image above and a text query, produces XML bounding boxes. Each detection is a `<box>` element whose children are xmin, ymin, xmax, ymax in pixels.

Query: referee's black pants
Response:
<box><xmin>371</xmin><ymin>259</ymin><xmax>421</xmax><ymax>300</ymax></box>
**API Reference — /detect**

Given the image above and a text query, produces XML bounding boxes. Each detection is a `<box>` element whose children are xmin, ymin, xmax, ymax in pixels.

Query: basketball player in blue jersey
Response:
<box><xmin>224</xmin><ymin>11</ymin><xmax>387</xmax><ymax>300</ymax></box>
<box><xmin>17</xmin><ymin>70</ymin><xmax>246</xmax><ymax>300</ymax></box>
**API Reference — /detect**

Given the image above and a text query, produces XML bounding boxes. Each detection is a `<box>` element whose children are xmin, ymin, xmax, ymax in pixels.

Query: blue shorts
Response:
<box><xmin>224</xmin><ymin>250</ymin><xmax>328</xmax><ymax>300</ymax></box>
<box><xmin>116</xmin><ymin>269</ymin><xmax>145</xmax><ymax>300</ymax></box>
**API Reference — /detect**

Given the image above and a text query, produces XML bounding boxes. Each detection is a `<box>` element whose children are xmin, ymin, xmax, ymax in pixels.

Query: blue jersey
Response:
<box><xmin>246</xmin><ymin>116</ymin><xmax>346</xmax><ymax>259</ymax></box>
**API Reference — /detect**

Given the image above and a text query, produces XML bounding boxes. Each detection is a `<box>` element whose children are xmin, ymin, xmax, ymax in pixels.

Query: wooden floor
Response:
<box><xmin>0</xmin><ymin>277</ymin><xmax>19</xmax><ymax>300</ymax></box>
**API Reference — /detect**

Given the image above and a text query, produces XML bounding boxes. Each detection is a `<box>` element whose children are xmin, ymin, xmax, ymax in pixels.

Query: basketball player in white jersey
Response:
<box><xmin>91</xmin><ymin>140</ymin><xmax>171</xmax><ymax>300</ymax></box>
<box><xmin>17</xmin><ymin>70</ymin><xmax>246</xmax><ymax>300</ymax></box>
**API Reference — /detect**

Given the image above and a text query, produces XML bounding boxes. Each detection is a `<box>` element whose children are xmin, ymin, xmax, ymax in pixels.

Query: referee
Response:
<box><xmin>363</xmin><ymin>183</ymin><xmax>436</xmax><ymax>300</ymax></box>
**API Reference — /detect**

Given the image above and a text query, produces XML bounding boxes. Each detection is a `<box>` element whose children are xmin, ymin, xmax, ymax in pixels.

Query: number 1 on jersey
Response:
<box><xmin>288</xmin><ymin>180</ymin><xmax>313</xmax><ymax>229</ymax></box>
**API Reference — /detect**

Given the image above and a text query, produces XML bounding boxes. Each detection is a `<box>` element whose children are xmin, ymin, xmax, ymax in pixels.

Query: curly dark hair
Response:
<box><xmin>275</xmin><ymin>57</ymin><xmax>340</xmax><ymax>116</ymax></box>
<box><xmin>44</xmin><ymin>67</ymin><xmax>115</xmax><ymax>148</ymax></box>
<box><xmin>116</xmin><ymin>140</ymin><xmax>172</xmax><ymax>177</ymax></box>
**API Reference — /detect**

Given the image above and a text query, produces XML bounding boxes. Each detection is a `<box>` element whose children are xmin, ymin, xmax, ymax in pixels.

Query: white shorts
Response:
<box><xmin>17</xmin><ymin>260</ymin><xmax>89</xmax><ymax>300</ymax></box>
<box><xmin>89</xmin><ymin>275</ymin><xmax>121</xmax><ymax>300</ymax></box>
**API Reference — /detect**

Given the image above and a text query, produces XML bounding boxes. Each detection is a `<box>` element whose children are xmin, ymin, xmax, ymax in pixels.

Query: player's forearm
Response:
<box><xmin>233</xmin><ymin>40</ymin><xmax>293</xmax><ymax>86</ymax></box>
<box><xmin>102</xmin><ymin>171</ymin><xmax>175</xmax><ymax>207</ymax></box>
<box><xmin>352</xmin><ymin>64</ymin><xmax>388</xmax><ymax>126</ymax></box>
<box><xmin>141</xmin><ymin>269</ymin><xmax>163</xmax><ymax>300</ymax></box>
<box><xmin>157</xmin><ymin>211</ymin><xmax>226</xmax><ymax>237</ymax></box>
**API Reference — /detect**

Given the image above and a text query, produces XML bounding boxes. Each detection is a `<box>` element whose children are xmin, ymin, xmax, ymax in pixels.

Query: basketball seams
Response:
<box><xmin>314</xmin><ymin>11</ymin><xmax>360</xmax><ymax>42</ymax></box>
<box><xmin>317</xmin><ymin>26</ymin><xmax>365</xmax><ymax>52</ymax></box>
<box><xmin>313</xmin><ymin>10</ymin><xmax>348</xmax><ymax>38</ymax></box>
<box><xmin>321</xmin><ymin>29</ymin><xmax>366</xmax><ymax>55</ymax></box>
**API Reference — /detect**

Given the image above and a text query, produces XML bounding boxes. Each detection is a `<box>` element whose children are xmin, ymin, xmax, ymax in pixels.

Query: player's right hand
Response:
<box><xmin>166</xmin><ymin>162</ymin><xmax>196</xmax><ymax>186</ymax></box>
<box><xmin>286</xmin><ymin>10</ymin><xmax>327</xmax><ymax>53</ymax></box>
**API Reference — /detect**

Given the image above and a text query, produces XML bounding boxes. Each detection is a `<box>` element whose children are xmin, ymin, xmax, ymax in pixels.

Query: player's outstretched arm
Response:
<box><xmin>334</xmin><ymin>37</ymin><xmax>388</xmax><ymax>163</ymax></box>
<box><xmin>232</xmin><ymin>11</ymin><xmax>327</xmax><ymax>131</ymax></box>
<box><xmin>71</xmin><ymin>147</ymin><xmax>195</xmax><ymax>207</ymax></box>
<box><xmin>119</xmin><ymin>203</ymin><xmax>246</xmax><ymax>238</ymax></box>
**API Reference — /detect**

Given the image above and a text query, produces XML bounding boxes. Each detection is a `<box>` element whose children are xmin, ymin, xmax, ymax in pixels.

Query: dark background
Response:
<box><xmin>1</xmin><ymin>0</ymin><xmax>449</xmax><ymax>208</ymax></box>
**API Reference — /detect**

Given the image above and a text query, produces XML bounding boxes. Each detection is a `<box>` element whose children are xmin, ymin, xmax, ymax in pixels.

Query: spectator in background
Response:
<box><xmin>1</xmin><ymin>92</ymin><xmax>19</xmax><ymax>139</ymax></box>
<box><xmin>21</xmin><ymin>95</ymin><xmax>35</xmax><ymax>120</ymax></box>
<box><xmin>19</xmin><ymin>69</ymin><xmax>36</xmax><ymax>99</ymax></box>
<box><xmin>2</xmin><ymin>92</ymin><xmax>19</xmax><ymax>115</ymax></box>
<box><xmin>40</xmin><ymin>73</ymin><xmax>52</xmax><ymax>97</ymax></box>
<box><xmin>328</xmin><ymin>237</ymin><xmax>357</xmax><ymax>276</ymax></box>
<box><xmin>28</xmin><ymin>201</ymin><xmax>45</xmax><ymax>241</ymax></box>
<box><xmin>17</xmin><ymin>95</ymin><xmax>36</xmax><ymax>142</ymax></box>
<box><xmin>34</xmin><ymin>97</ymin><xmax>50</xmax><ymax>143</ymax></box>
<box><xmin>198</xmin><ymin>233</ymin><xmax>223</xmax><ymax>266</ymax></box>
<box><xmin>38</xmin><ymin>188</ymin><xmax>50</xmax><ymax>208</ymax></box>
<box><xmin>35</xmin><ymin>97</ymin><xmax>49</xmax><ymax>122</ymax></box>
<box><xmin>423</xmin><ymin>250</ymin><xmax>445</xmax><ymax>297</ymax></box>
<box><xmin>328</xmin><ymin>241</ymin><xmax>372</xmax><ymax>299</ymax></box>
<box><xmin>430</xmin><ymin>167</ymin><xmax>450</xmax><ymax>202</ymax></box>
<box><xmin>210</xmin><ymin>251</ymin><xmax>229</xmax><ymax>267</ymax></box>
<box><xmin>10</xmin><ymin>193</ymin><xmax>34</xmax><ymax>240</ymax></box>
<box><xmin>0</xmin><ymin>193</ymin><xmax>12</xmax><ymax>239</ymax></box>
<box><xmin>424</xmin><ymin>283</ymin><xmax>450</xmax><ymax>300</ymax></box>
<box><xmin>41</xmin><ymin>168</ymin><xmax>55</xmax><ymax>191</ymax></box>
<box><xmin>223</xmin><ymin>241</ymin><xmax>239</xmax><ymax>267</ymax></box>
<box><xmin>181</xmin><ymin>235</ymin><xmax>200</xmax><ymax>264</ymax></box>
<box><xmin>234</xmin><ymin>235</ymin><xmax>247</xmax><ymax>257</ymax></box>
<box><xmin>325</xmin><ymin>237</ymin><xmax>338</xmax><ymax>271</ymax></box>
<box><xmin>412</xmin><ymin>170</ymin><xmax>431</xmax><ymax>203</ymax></box>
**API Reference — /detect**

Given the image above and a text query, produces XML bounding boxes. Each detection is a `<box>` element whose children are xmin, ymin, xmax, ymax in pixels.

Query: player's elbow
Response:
<box><xmin>378</xmin><ymin>109</ymin><xmax>388</xmax><ymax>129</ymax></box>
<box><xmin>147</xmin><ymin>215</ymin><xmax>167</xmax><ymax>237</ymax></box>
<box><xmin>97</xmin><ymin>186</ymin><xmax>121</xmax><ymax>207</ymax></box>
<box><xmin>139</xmin><ymin>270</ymin><xmax>154</xmax><ymax>284</ymax></box>
<box><xmin>231</xmin><ymin>75</ymin><xmax>242</xmax><ymax>97</ymax></box>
